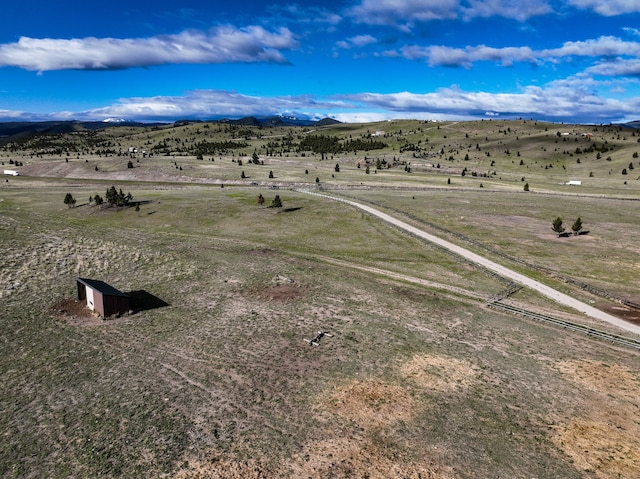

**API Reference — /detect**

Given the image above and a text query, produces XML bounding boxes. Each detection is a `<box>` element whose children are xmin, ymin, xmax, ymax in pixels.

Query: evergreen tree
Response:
<box><xmin>258</xmin><ymin>194</ymin><xmax>265</xmax><ymax>206</ymax></box>
<box><xmin>571</xmin><ymin>217</ymin><xmax>583</xmax><ymax>235</ymax></box>
<box><xmin>552</xmin><ymin>217</ymin><xmax>565</xmax><ymax>236</ymax></box>
<box><xmin>271</xmin><ymin>195</ymin><xmax>282</xmax><ymax>208</ymax></box>
<box><xmin>63</xmin><ymin>193</ymin><xmax>76</xmax><ymax>208</ymax></box>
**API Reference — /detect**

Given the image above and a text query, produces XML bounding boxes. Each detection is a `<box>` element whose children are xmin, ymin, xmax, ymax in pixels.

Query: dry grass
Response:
<box><xmin>551</xmin><ymin>360</ymin><xmax>640</xmax><ymax>479</ymax></box>
<box><xmin>399</xmin><ymin>354</ymin><xmax>479</xmax><ymax>393</ymax></box>
<box><xmin>2</xmin><ymin>123</ymin><xmax>640</xmax><ymax>478</ymax></box>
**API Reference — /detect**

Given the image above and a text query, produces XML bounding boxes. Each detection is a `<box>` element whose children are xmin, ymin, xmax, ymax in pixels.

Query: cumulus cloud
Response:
<box><xmin>568</xmin><ymin>0</ymin><xmax>640</xmax><ymax>16</ymax></box>
<box><xmin>347</xmin><ymin>0</ymin><xmax>459</xmax><ymax>29</ymax></box>
<box><xmin>414</xmin><ymin>44</ymin><xmax>538</xmax><ymax>67</ymax></box>
<box><xmin>391</xmin><ymin>36</ymin><xmax>640</xmax><ymax>69</ymax></box>
<box><xmin>0</xmin><ymin>26</ymin><xmax>298</xmax><ymax>72</ymax></box>
<box><xmin>341</xmin><ymin>78</ymin><xmax>640</xmax><ymax>123</ymax></box>
<box><xmin>336</xmin><ymin>35</ymin><xmax>377</xmax><ymax>49</ymax></box>
<box><xmin>2</xmin><ymin>79</ymin><xmax>639</xmax><ymax>124</ymax></box>
<box><xmin>543</xmin><ymin>36</ymin><xmax>640</xmax><ymax>58</ymax></box>
<box><xmin>587</xmin><ymin>58</ymin><xmax>640</xmax><ymax>76</ymax></box>
<box><xmin>346</xmin><ymin>0</ymin><xmax>552</xmax><ymax>28</ymax></box>
<box><xmin>461</xmin><ymin>0</ymin><xmax>552</xmax><ymax>22</ymax></box>
<box><xmin>70</xmin><ymin>90</ymin><xmax>351</xmax><ymax>122</ymax></box>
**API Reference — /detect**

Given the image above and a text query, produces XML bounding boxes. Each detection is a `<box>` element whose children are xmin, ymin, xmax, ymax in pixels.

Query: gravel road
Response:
<box><xmin>302</xmin><ymin>190</ymin><xmax>640</xmax><ymax>336</ymax></box>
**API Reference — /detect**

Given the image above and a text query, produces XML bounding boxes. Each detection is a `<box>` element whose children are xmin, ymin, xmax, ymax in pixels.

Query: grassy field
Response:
<box><xmin>1</xmin><ymin>120</ymin><xmax>640</xmax><ymax>478</ymax></box>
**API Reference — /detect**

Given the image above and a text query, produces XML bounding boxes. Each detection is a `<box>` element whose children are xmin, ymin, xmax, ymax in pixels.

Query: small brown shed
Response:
<box><xmin>77</xmin><ymin>278</ymin><xmax>130</xmax><ymax>318</ymax></box>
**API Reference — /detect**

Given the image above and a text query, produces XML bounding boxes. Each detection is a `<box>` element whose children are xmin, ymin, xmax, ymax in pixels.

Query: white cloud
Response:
<box><xmin>347</xmin><ymin>0</ymin><xmax>459</xmax><ymax>29</ymax></box>
<box><xmin>347</xmin><ymin>0</ymin><xmax>552</xmax><ymax>28</ymax></box>
<box><xmin>543</xmin><ymin>36</ymin><xmax>640</xmax><ymax>58</ymax></box>
<box><xmin>461</xmin><ymin>0</ymin><xmax>552</xmax><ymax>22</ymax></box>
<box><xmin>71</xmin><ymin>90</ymin><xmax>352</xmax><ymax>122</ymax></box>
<box><xmin>0</xmin><ymin>26</ymin><xmax>298</xmax><ymax>72</ymax></box>
<box><xmin>2</xmin><ymin>76</ymin><xmax>640</xmax><ymax>124</ymax></box>
<box><xmin>587</xmin><ymin>58</ymin><xmax>640</xmax><ymax>76</ymax></box>
<box><xmin>622</xmin><ymin>27</ymin><xmax>640</xmax><ymax>37</ymax></box>
<box><xmin>391</xmin><ymin>36</ymin><xmax>640</xmax><ymax>70</ymax></box>
<box><xmin>336</xmin><ymin>34</ymin><xmax>377</xmax><ymax>49</ymax></box>
<box><xmin>568</xmin><ymin>0</ymin><xmax>640</xmax><ymax>16</ymax></box>
<box><xmin>341</xmin><ymin>78</ymin><xmax>640</xmax><ymax>123</ymax></box>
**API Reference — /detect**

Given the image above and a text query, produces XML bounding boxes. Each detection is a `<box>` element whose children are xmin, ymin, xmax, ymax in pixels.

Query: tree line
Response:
<box><xmin>64</xmin><ymin>185</ymin><xmax>133</xmax><ymax>208</ymax></box>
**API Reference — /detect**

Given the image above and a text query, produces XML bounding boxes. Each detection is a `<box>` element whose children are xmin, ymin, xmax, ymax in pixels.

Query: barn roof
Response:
<box><xmin>77</xmin><ymin>278</ymin><xmax>128</xmax><ymax>297</ymax></box>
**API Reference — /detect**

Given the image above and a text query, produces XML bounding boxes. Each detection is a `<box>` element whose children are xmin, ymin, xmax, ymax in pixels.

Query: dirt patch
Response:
<box><xmin>259</xmin><ymin>274</ymin><xmax>308</xmax><ymax>301</ymax></box>
<box><xmin>399</xmin><ymin>354</ymin><xmax>479</xmax><ymax>393</ymax></box>
<box><xmin>599</xmin><ymin>303</ymin><xmax>640</xmax><ymax>325</ymax></box>
<box><xmin>551</xmin><ymin>360</ymin><xmax>640</xmax><ymax>478</ymax></box>
<box><xmin>287</xmin><ymin>436</ymin><xmax>457</xmax><ymax>479</ymax></box>
<box><xmin>261</xmin><ymin>284</ymin><xmax>308</xmax><ymax>301</ymax></box>
<box><xmin>322</xmin><ymin>378</ymin><xmax>417</xmax><ymax>428</ymax></box>
<box><xmin>51</xmin><ymin>298</ymin><xmax>103</xmax><ymax>326</ymax></box>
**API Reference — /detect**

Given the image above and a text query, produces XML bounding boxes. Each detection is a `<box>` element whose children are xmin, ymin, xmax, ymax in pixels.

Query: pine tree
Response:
<box><xmin>571</xmin><ymin>217</ymin><xmax>583</xmax><ymax>235</ymax></box>
<box><xmin>63</xmin><ymin>193</ymin><xmax>76</xmax><ymax>208</ymax></box>
<box><xmin>271</xmin><ymin>195</ymin><xmax>282</xmax><ymax>208</ymax></box>
<box><xmin>552</xmin><ymin>217</ymin><xmax>565</xmax><ymax>236</ymax></box>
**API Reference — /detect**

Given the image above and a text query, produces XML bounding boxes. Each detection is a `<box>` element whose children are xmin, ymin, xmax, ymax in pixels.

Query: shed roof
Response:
<box><xmin>77</xmin><ymin>278</ymin><xmax>128</xmax><ymax>297</ymax></box>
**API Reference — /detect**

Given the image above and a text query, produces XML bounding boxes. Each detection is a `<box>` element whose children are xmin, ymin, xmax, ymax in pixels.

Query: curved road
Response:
<box><xmin>300</xmin><ymin>190</ymin><xmax>640</xmax><ymax>336</ymax></box>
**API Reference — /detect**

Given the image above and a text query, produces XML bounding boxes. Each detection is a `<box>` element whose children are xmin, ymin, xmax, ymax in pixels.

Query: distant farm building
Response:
<box><xmin>76</xmin><ymin>278</ymin><xmax>130</xmax><ymax>318</ymax></box>
<box><xmin>3</xmin><ymin>169</ymin><xmax>19</xmax><ymax>176</ymax></box>
<box><xmin>565</xmin><ymin>180</ymin><xmax>582</xmax><ymax>186</ymax></box>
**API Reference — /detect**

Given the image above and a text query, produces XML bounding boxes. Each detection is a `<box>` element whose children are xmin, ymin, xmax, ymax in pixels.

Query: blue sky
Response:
<box><xmin>2</xmin><ymin>0</ymin><xmax>640</xmax><ymax>123</ymax></box>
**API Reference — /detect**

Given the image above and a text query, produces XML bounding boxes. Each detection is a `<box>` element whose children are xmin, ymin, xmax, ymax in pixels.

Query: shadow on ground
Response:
<box><xmin>126</xmin><ymin>290</ymin><xmax>170</xmax><ymax>312</ymax></box>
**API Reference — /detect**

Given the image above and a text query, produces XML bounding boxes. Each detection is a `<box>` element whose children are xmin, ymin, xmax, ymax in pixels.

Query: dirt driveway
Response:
<box><xmin>301</xmin><ymin>190</ymin><xmax>640</xmax><ymax>336</ymax></box>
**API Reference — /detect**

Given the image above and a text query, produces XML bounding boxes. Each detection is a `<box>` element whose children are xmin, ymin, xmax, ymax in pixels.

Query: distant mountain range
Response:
<box><xmin>0</xmin><ymin>116</ymin><xmax>341</xmax><ymax>143</ymax></box>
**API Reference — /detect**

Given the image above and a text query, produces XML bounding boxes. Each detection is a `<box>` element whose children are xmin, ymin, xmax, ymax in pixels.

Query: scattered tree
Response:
<box><xmin>127</xmin><ymin>160</ymin><xmax>134</xmax><ymax>168</ymax></box>
<box><xmin>552</xmin><ymin>217</ymin><xmax>565</xmax><ymax>236</ymax></box>
<box><xmin>571</xmin><ymin>217</ymin><xmax>583</xmax><ymax>235</ymax></box>
<box><xmin>335</xmin><ymin>163</ymin><xmax>340</xmax><ymax>172</ymax></box>
<box><xmin>63</xmin><ymin>192</ymin><xmax>76</xmax><ymax>208</ymax></box>
<box><xmin>258</xmin><ymin>194</ymin><xmax>265</xmax><ymax>206</ymax></box>
<box><xmin>271</xmin><ymin>195</ymin><xmax>282</xmax><ymax>208</ymax></box>
<box><xmin>269</xmin><ymin>170</ymin><xmax>274</xmax><ymax>179</ymax></box>
<box><xmin>524</xmin><ymin>182</ymin><xmax>529</xmax><ymax>191</ymax></box>
<box><xmin>241</xmin><ymin>170</ymin><xmax>246</xmax><ymax>179</ymax></box>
